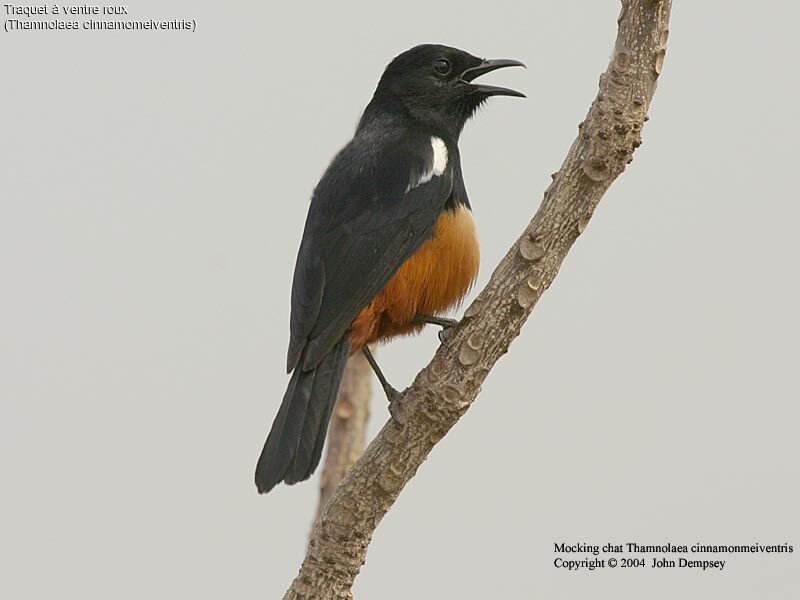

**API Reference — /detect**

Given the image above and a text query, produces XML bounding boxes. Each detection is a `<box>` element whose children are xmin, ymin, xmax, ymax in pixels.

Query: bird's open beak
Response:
<box><xmin>460</xmin><ymin>58</ymin><xmax>526</xmax><ymax>98</ymax></box>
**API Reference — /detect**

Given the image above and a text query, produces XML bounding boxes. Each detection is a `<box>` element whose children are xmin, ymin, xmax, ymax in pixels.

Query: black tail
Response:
<box><xmin>255</xmin><ymin>337</ymin><xmax>350</xmax><ymax>494</ymax></box>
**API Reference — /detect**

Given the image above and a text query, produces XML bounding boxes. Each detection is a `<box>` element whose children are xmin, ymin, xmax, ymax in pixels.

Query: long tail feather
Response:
<box><xmin>255</xmin><ymin>337</ymin><xmax>350</xmax><ymax>493</ymax></box>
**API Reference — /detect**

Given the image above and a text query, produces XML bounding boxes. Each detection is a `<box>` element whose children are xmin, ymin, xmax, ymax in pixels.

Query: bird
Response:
<box><xmin>255</xmin><ymin>44</ymin><xmax>524</xmax><ymax>494</ymax></box>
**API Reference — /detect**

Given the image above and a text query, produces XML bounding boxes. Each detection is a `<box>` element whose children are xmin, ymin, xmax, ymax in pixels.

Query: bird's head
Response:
<box><xmin>368</xmin><ymin>44</ymin><xmax>525</xmax><ymax>139</ymax></box>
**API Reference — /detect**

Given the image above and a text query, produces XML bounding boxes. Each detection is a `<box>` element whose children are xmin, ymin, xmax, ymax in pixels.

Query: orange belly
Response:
<box><xmin>349</xmin><ymin>204</ymin><xmax>479</xmax><ymax>350</ymax></box>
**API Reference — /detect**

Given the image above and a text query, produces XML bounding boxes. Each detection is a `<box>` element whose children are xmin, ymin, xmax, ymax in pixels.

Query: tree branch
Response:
<box><xmin>286</xmin><ymin>1</ymin><xmax>672</xmax><ymax>597</ymax></box>
<box><xmin>314</xmin><ymin>352</ymin><xmax>372</xmax><ymax>524</ymax></box>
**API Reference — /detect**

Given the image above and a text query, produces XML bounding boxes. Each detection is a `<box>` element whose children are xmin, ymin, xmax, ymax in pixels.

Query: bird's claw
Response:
<box><xmin>437</xmin><ymin>318</ymin><xmax>459</xmax><ymax>344</ymax></box>
<box><xmin>438</xmin><ymin>326</ymin><xmax>456</xmax><ymax>344</ymax></box>
<box><xmin>385</xmin><ymin>386</ymin><xmax>405</xmax><ymax>429</ymax></box>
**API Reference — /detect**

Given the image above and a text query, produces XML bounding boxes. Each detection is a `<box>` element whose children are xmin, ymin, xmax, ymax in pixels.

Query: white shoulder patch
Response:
<box><xmin>407</xmin><ymin>136</ymin><xmax>449</xmax><ymax>191</ymax></box>
<box><xmin>430</xmin><ymin>136</ymin><xmax>448</xmax><ymax>176</ymax></box>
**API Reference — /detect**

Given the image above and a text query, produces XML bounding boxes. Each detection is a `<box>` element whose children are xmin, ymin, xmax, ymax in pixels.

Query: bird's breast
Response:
<box><xmin>349</xmin><ymin>204</ymin><xmax>480</xmax><ymax>348</ymax></box>
<box><xmin>403</xmin><ymin>203</ymin><xmax>480</xmax><ymax>316</ymax></box>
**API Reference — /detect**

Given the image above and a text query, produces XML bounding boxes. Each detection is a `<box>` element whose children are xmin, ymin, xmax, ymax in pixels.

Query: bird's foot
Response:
<box><xmin>437</xmin><ymin>320</ymin><xmax>458</xmax><ymax>344</ymax></box>
<box><xmin>384</xmin><ymin>385</ymin><xmax>405</xmax><ymax>429</ymax></box>
<box><xmin>413</xmin><ymin>314</ymin><xmax>460</xmax><ymax>343</ymax></box>
<box><xmin>362</xmin><ymin>346</ymin><xmax>404</xmax><ymax>427</ymax></box>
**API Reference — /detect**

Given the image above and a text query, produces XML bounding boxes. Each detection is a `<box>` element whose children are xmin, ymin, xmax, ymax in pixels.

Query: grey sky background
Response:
<box><xmin>2</xmin><ymin>1</ymin><xmax>798</xmax><ymax>598</ymax></box>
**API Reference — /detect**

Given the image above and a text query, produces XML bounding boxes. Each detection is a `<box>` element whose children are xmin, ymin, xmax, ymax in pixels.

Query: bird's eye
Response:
<box><xmin>432</xmin><ymin>58</ymin><xmax>452</xmax><ymax>76</ymax></box>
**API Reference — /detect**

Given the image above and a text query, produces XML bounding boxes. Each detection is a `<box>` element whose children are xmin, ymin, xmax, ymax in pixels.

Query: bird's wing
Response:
<box><xmin>286</xmin><ymin>133</ymin><xmax>454</xmax><ymax>373</ymax></box>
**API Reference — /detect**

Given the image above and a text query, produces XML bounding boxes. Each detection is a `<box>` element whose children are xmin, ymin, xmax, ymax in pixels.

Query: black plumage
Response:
<box><xmin>256</xmin><ymin>44</ymin><xmax>524</xmax><ymax>494</ymax></box>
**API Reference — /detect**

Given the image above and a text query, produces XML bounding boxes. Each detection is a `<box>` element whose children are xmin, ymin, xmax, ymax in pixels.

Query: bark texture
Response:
<box><xmin>314</xmin><ymin>352</ymin><xmax>372</xmax><ymax>523</ymax></box>
<box><xmin>285</xmin><ymin>1</ymin><xmax>672</xmax><ymax>597</ymax></box>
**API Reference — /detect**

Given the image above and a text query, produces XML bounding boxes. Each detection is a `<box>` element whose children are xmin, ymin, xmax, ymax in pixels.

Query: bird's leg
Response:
<box><xmin>361</xmin><ymin>346</ymin><xmax>404</xmax><ymax>427</ymax></box>
<box><xmin>413</xmin><ymin>314</ymin><xmax>459</xmax><ymax>343</ymax></box>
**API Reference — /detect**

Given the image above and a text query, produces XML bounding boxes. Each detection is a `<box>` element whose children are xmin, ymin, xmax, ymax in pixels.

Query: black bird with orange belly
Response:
<box><xmin>255</xmin><ymin>44</ymin><xmax>524</xmax><ymax>494</ymax></box>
